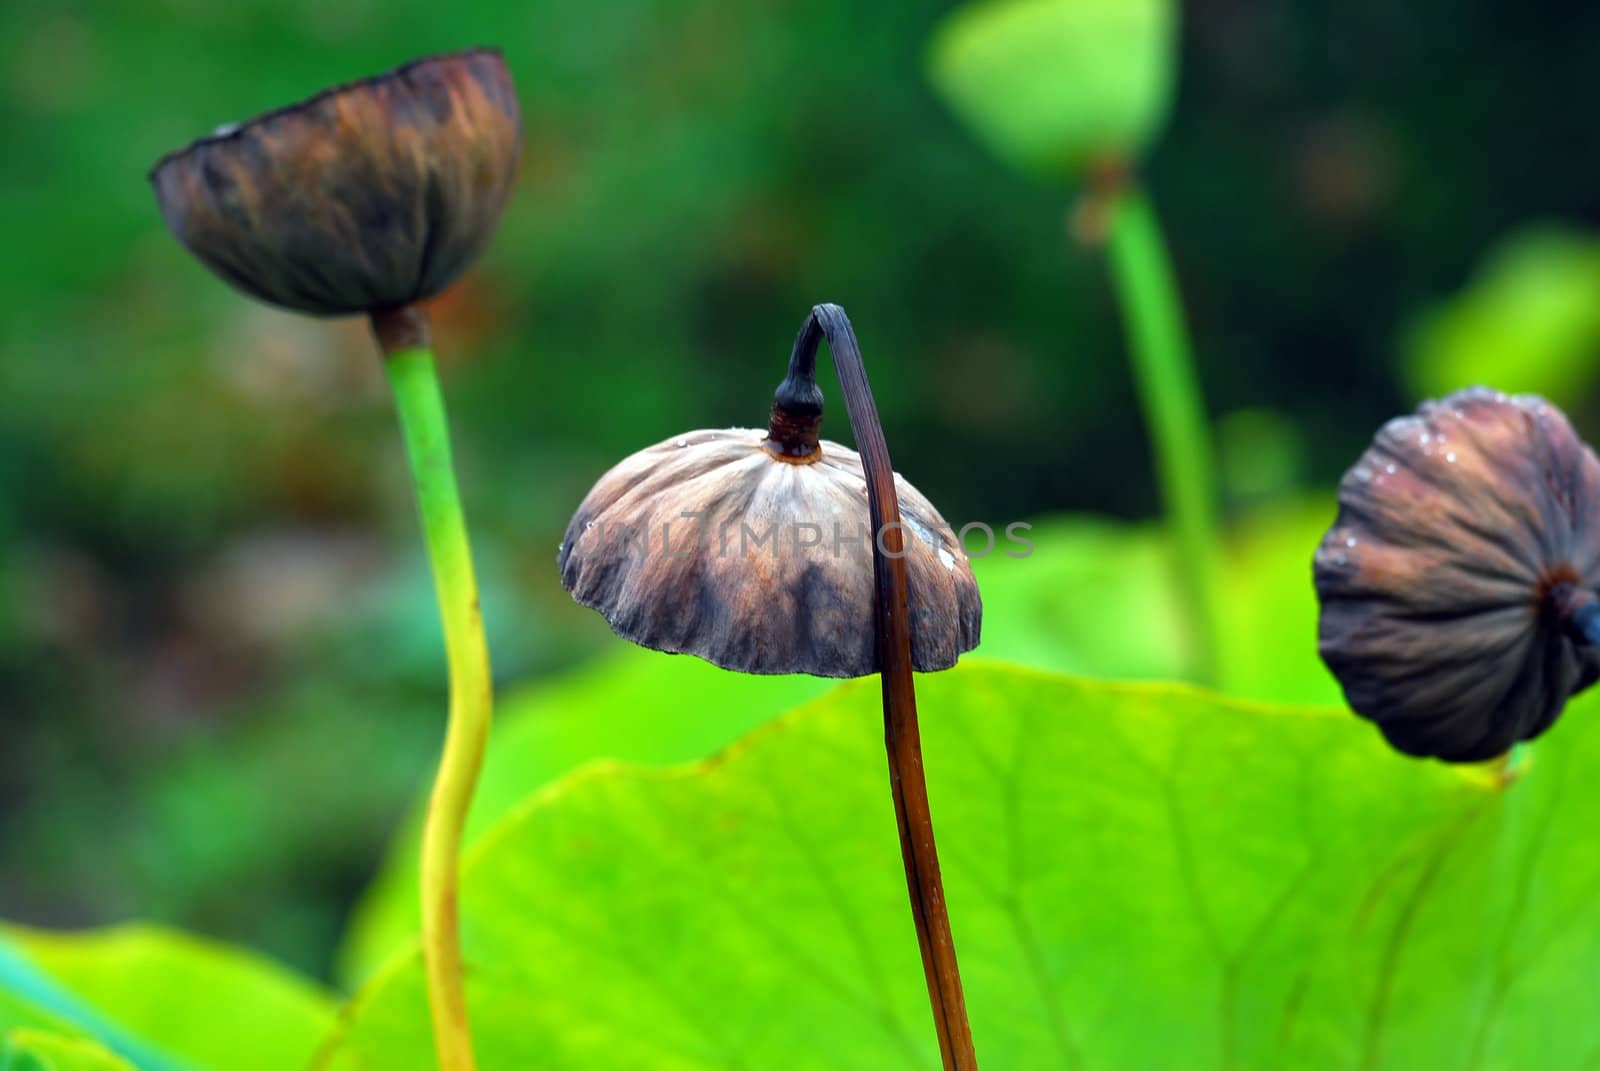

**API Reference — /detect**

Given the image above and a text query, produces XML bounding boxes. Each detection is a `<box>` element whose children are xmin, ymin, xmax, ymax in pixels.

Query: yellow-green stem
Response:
<box><xmin>382</xmin><ymin>328</ymin><xmax>492</xmax><ymax>1071</ymax></box>
<box><xmin>1105</xmin><ymin>186</ymin><xmax>1225</xmax><ymax>684</ymax></box>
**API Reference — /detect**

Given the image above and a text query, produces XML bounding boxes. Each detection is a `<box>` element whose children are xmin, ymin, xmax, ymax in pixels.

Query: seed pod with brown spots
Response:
<box><xmin>1314</xmin><ymin>386</ymin><xmax>1600</xmax><ymax>762</ymax></box>
<box><xmin>149</xmin><ymin>48</ymin><xmax>520</xmax><ymax>317</ymax></box>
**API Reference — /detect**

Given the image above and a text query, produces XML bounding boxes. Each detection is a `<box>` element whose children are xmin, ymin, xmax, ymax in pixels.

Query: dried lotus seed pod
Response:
<box><xmin>150</xmin><ymin>48</ymin><xmax>520</xmax><ymax>317</ymax></box>
<box><xmin>1314</xmin><ymin>386</ymin><xmax>1600</xmax><ymax>762</ymax></box>
<box><xmin>559</xmin><ymin>426</ymin><xmax>981</xmax><ymax>677</ymax></box>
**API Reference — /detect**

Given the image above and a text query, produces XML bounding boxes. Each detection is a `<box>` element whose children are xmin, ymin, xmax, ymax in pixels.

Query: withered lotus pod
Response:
<box><xmin>1314</xmin><ymin>386</ymin><xmax>1600</xmax><ymax>762</ymax></box>
<box><xmin>149</xmin><ymin>48</ymin><xmax>520</xmax><ymax>316</ymax></box>
<box><xmin>559</xmin><ymin>377</ymin><xmax>982</xmax><ymax>679</ymax></box>
<box><xmin>558</xmin><ymin>427</ymin><xmax>981</xmax><ymax>676</ymax></box>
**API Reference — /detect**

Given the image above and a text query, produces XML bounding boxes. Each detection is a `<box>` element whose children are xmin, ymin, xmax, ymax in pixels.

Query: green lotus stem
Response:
<box><xmin>378</xmin><ymin>310</ymin><xmax>492</xmax><ymax>1071</ymax></box>
<box><xmin>1104</xmin><ymin>185</ymin><xmax>1224</xmax><ymax>683</ymax></box>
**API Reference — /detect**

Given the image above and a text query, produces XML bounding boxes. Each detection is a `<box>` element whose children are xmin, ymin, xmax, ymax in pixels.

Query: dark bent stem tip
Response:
<box><xmin>776</xmin><ymin>315</ymin><xmax>826</xmax><ymax>415</ymax></box>
<box><xmin>765</xmin><ymin>311</ymin><xmax>828</xmax><ymax>458</ymax></box>
<box><xmin>768</xmin><ymin>310</ymin><xmax>832</xmax><ymax>457</ymax></box>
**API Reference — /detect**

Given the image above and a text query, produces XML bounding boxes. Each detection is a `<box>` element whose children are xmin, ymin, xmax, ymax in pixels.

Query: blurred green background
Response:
<box><xmin>2</xmin><ymin>0</ymin><xmax>1599</xmax><ymax>984</ymax></box>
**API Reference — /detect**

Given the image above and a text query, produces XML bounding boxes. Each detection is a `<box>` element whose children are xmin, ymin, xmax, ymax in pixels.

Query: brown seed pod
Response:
<box><xmin>1314</xmin><ymin>386</ymin><xmax>1600</xmax><ymax>762</ymax></box>
<box><xmin>149</xmin><ymin>48</ymin><xmax>521</xmax><ymax>317</ymax></box>
<box><xmin>558</xmin><ymin>426</ymin><xmax>981</xmax><ymax>677</ymax></box>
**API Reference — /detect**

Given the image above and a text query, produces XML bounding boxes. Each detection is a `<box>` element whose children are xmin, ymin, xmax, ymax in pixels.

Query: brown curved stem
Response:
<box><xmin>785</xmin><ymin>304</ymin><xmax>979</xmax><ymax>1070</ymax></box>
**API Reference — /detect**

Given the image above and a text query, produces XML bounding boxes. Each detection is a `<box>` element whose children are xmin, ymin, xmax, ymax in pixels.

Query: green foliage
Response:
<box><xmin>927</xmin><ymin>0</ymin><xmax>1176</xmax><ymax>177</ymax></box>
<box><xmin>0</xmin><ymin>926</ymin><xmax>334</xmax><ymax>1071</ymax></box>
<box><xmin>318</xmin><ymin>662</ymin><xmax>1600</xmax><ymax>1069</ymax></box>
<box><xmin>1404</xmin><ymin>225</ymin><xmax>1600</xmax><ymax>405</ymax></box>
<box><xmin>1</xmin><ymin>1031</ymin><xmax>134</xmax><ymax>1071</ymax></box>
<box><xmin>0</xmin><ymin>937</ymin><xmax>182</xmax><ymax>1071</ymax></box>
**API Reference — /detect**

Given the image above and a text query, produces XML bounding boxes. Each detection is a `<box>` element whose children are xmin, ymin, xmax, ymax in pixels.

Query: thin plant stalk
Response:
<box><xmin>789</xmin><ymin>304</ymin><xmax>979</xmax><ymax>1070</ymax></box>
<box><xmin>372</xmin><ymin>306</ymin><xmax>493</xmax><ymax>1071</ymax></box>
<box><xmin>1102</xmin><ymin>184</ymin><xmax>1225</xmax><ymax>683</ymax></box>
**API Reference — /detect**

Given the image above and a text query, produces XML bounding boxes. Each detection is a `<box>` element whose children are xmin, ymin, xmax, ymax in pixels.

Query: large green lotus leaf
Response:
<box><xmin>1</xmin><ymin>925</ymin><xmax>332</xmax><ymax>1071</ymax></box>
<box><xmin>0</xmin><ymin>1031</ymin><xmax>135</xmax><ymax>1071</ymax></box>
<box><xmin>1404</xmin><ymin>226</ymin><xmax>1600</xmax><ymax>406</ymax></box>
<box><xmin>336</xmin><ymin>647</ymin><xmax>833</xmax><ymax>986</ymax></box>
<box><xmin>317</xmin><ymin>661</ymin><xmax>1600</xmax><ymax>1069</ymax></box>
<box><xmin>927</xmin><ymin>0</ymin><xmax>1177</xmax><ymax>178</ymax></box>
